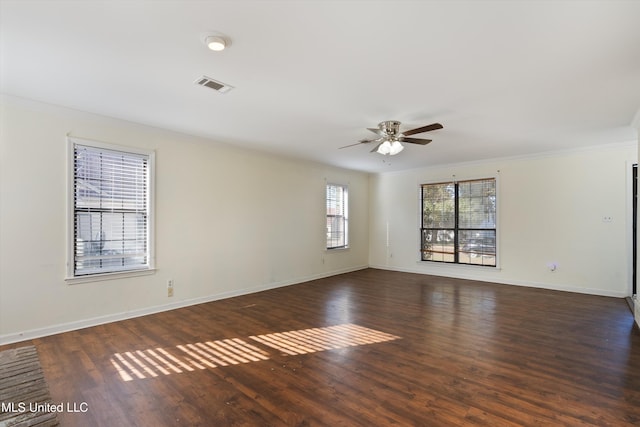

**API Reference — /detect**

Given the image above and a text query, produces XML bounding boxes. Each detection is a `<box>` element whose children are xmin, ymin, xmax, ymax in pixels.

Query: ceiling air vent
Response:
<box><xmin>195</xmin><ymin>76</ymin><xmax>234</xmax><ymax>94</ymax></box>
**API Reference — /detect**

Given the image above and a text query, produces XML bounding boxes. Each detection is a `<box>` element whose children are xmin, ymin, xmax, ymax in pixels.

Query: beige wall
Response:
<box><xmin>369</xmin><ymin>142</ymin><xmax>637</xmax><ymax>297</ymax></box>
<box><xmin>1</xmin><ymin>94</ymin><xmax>637</xmax><ymax>343</ymax></box>
<box><xmin>0</xmin><ymin>95</ymin><xmax>370</xmax><ymax>343</ymax></box>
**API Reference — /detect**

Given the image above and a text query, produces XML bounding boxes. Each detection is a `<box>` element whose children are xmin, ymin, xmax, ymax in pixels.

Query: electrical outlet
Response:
<box><xmin>167</xmin><ymin>279</ymin><xmax>174</xmax><ymax>297</ymax></box>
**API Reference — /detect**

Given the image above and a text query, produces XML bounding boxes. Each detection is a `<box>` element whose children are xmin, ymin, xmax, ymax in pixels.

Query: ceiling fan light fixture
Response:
<box><xmin>205</xmin><ymin>35</ymin><xmax>228</xmax><ymax>51</ymax></box>
<box><xmin>377</xmin><ymin>140</ymin><xmax>392</xmax><ymax>155</ymax></box>
<box><xmin>377</xmin><ymin>140</ymin><xmax>404</xmax><ymax>155</ymax></box>
<box><xmin>389</xmin><ymin>140</ymin><xmax>404</xmax><ymax>155</ymax></box>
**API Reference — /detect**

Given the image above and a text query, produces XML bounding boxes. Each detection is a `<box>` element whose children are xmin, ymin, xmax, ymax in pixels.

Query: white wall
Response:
<box><xmin>369</xmin><ymin>143</ymin><xmax>637</xmax><ymax>297</ymax></box>
<box><xmin>0</xmin><ymin>95</ymin><xmax>369</xmax><ymax>343</ymax></box>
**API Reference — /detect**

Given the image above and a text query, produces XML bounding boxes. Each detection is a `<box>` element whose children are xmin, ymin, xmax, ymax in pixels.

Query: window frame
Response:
<box><xmin>420</xmin><ymin>177</ymin><xmax>497</xmax><ymax>267</ymax></box>
<box><xmin>66</xmin><ymin>137</ymin><xmax>155</xmax><ymax>283</ymax></box>
<box><xmin>326</xmin><ymin>183</ymin><xmax>349</xmax><ymax>250</ymax></box>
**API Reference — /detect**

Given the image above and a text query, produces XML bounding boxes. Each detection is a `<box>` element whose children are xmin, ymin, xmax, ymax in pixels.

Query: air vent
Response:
<box><xmin>195</xmin><ymin>76</ymin><xmax>234</xmax><ymax>94</ymax></box>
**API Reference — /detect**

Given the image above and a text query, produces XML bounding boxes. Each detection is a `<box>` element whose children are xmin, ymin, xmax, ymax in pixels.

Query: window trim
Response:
<box><xmin>326</xmin><ymin>182</ymin><xmax>349</xmax><ymax>250</ymax></box>
<box><xmin>419</xmin><ymin>176</ymin><xmax>498</xmax><ymax>267</ymax></box>
<box><xmin>65</xmin><ymin>136</ymin><xmax>155</xmax><ymax>283</ymax></box>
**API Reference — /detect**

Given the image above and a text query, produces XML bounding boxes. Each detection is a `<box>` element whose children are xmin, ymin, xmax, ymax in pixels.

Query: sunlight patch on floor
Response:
<box><xmin>249</xmin><ymin>324</ymin><xmax>400</xmax><ymax>355</ymax></box>
<box><xmin>110</xmin><ymin>324</ymin><xmax>400</xmax><ymax>382</ymax></box>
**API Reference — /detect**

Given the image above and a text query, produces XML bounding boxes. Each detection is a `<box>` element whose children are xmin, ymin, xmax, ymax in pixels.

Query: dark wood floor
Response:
<box><xmin>2</xmin><ymin>268</ymin><xmax>640</xmax><ymax>426</ymax></box>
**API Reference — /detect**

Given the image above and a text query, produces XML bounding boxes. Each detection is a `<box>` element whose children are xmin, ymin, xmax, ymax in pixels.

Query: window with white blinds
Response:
<box><xmin>326</xmin><ymin>184</ymin><xmax>348</xmax><ymax>249</ymax></box>
<box><xmin>69</xmin><ymin>140</ymin><xmax>153</xmax><ymax>277</ymax></box>
<box><xmin>421</xmin><ymin>178</ymin><xmax>496</xmax><ymax>266</ymax></box>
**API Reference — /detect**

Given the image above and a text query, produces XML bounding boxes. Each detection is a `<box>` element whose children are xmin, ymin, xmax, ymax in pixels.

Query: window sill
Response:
<box><xmin>326</xmin><ymin>246</ymin><xmax>350</xmax><ymax>252</ymax></box>
<box><xmin>416</xmin><ymin>260</ymin><xmax>501</xmax><ymax>272</ymax></box>
<box><xmin>65</xmin><ymin>268</ymin><xmax>156</xmax><ymax>285</ymax></box>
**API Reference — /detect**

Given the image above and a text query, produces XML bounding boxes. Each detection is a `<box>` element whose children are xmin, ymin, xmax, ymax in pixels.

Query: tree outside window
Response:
<box><xmin>421</xmin><ymin>178</ymin><xmax>496</xmax><ymax>266</ymax></box>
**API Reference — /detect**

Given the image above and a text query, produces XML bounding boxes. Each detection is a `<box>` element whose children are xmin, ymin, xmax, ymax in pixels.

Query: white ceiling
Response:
<box><xmin>1</xmin><ymin>0</ymin><xmax>639</xmax><ymax>173</ymax></box>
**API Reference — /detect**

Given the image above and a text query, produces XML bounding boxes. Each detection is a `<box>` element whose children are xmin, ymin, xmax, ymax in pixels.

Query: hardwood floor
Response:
<box><xmin>2</xmin><ymin>268</ymin><xmax>640</xmax><ymax>426</ymax></box>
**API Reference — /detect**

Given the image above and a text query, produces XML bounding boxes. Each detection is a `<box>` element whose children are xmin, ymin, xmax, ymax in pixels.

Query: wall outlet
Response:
<box><xmin>167</xmin><ymin>279</ymin><xmax>174</xmax><ymax>297</ymax></box>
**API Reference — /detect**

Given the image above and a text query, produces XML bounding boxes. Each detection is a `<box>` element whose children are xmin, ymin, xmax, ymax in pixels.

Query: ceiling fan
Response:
<box><xmin>340</xmin><ymin>120</ymin><xmax>443</xmax><ymax>155</ymax></box>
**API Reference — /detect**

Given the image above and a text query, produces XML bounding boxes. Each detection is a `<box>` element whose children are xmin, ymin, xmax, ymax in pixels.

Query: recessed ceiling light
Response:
<box><xmin>204</xmin><ymin>35</ymin><xmax>229</xmax><ymax>51</ymax></box>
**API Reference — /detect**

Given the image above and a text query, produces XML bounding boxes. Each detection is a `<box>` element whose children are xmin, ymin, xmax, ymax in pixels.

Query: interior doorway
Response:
<box><xmin>633</xmin><ymin>164</ymin><xmax>637</xmax><ymax>299</ymax></box>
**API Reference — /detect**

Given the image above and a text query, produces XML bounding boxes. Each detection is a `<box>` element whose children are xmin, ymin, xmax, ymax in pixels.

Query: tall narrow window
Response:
<box><xmin>69</xmin><ymin>139</ymin><xmax>153</xmax><ymax>278</ymax></box>
<box><xmin>326</xmin><ymin>184</ymin><xmax>348</xmax><ymax>249</ymax></box>
<box><xmin>421</xmin><ymin>178</ymin><xmax>496</xmax><ymax>266</ymax></box>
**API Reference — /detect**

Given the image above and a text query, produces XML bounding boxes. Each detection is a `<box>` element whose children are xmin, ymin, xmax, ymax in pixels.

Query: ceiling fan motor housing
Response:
<box><xmin>380</xmin><ymin>120</ymin><xmax>401</xmax><ymax>136</ymax></box>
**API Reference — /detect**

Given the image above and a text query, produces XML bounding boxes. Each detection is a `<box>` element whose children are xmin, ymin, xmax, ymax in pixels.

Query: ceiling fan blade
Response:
<box><xmin>338</xmin><ymin>142</ymin><xmax>365</xmax><ymax>149</ymax></box>
<box><xmin>363</xmin><ymin>137</ymin><xmax>385</xmax><ymax>143</ymax></box>
<box><xmin>401</xmin><ymin>123</ymin><xmax>443</xmax><ymax>136</ymax></box>
<box><xmin>367</xmin><ymin>127</ymin><xmax>385</xmax><ymax>136</ymax></box>
<box><xmin>399</xmin><ymin>137</ymin><xmax>432</xmax><ymax>145</ymax></box>
<box><xmin>370</xmin><ymin>141</ymin><xmax>385</xmax><ymax>153</ymax></box>
<box><xmin>338</xmin><ymin>137</ymin><xmax>384</xmax><ymax>149</ymax></box>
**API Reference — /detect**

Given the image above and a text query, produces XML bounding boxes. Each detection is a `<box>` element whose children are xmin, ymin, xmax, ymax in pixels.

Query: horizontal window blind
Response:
<box><xmin>326</xmin><ymin>184</ymin><xmax>348</xmax><ymax>249</ymax></box>
<box><xmin>73</xmin><ymin>143</ymin><xmax>150</xmax><ymax>276</ymax></box>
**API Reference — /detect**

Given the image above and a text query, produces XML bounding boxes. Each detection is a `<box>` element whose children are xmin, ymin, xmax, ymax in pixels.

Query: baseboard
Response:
<box><xmin>369</xmin><ymin>264</ymin><xmax>629</xmax><ymax>298</ymax></box>
<box><xmin>0</xmin><ymin>265</ymin><xmax>368</xmax><ymax>345</ymax></box>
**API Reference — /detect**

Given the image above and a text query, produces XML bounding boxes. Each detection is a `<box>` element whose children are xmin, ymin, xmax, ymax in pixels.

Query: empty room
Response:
<box><xmin>1</xmin><ymin>1</ymin><xmax>640</xmax><ymax>426</ymax></box>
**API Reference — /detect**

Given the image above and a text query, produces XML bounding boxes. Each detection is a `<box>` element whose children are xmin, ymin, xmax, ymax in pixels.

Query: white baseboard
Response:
<box><xmin>0</xmin><ymin>265</ymin><xmax>368</xmax><ymax>345</ymax></box>
<box><xmin>369</xmin><ymin>264</ymin><xmax>629</xmax><ymax>298</ymax></box>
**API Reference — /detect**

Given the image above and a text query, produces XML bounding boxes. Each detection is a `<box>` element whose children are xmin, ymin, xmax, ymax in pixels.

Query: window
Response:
<box><xmin>421</xmin><ymin>178</ymin><xmax>496</xmax><ymax>266</ymax></box>
<box><xmin>326</xmin><ymin>184</ymin><xmax>348</xmax><ymax>249</ymax></box>
<box><xmin>68</xmin><ymin>138</ymin><xmax>154</xmax><ymax>278</ymax></box>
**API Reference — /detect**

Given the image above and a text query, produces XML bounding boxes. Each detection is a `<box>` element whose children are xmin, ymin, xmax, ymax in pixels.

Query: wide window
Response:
<box><xmin>326</xmin><ymin>184</ymin><xmax>348</xmax><ymax>249</ymax></box>
<box><xmin>421</xmin><ymin>178</ymin><xmax>496</xmax><ymax>266</ymax></box>
<box><xmin>69</xmin><ymin>139</ymin><xmax>154</xmax><ymax>278</ymax></box>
